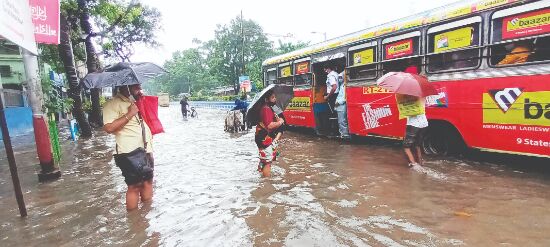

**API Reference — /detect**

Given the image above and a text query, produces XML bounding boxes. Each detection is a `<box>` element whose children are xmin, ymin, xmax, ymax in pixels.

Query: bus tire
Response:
<box><xmin>421</xmin><ymin>122</ymin><xmax>465</xmax><ymax>157</ymax></box>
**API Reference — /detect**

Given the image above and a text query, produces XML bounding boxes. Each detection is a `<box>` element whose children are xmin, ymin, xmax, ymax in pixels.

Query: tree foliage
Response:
<box><xmin>156</xmin><ymin>16</ymin><xmax>308</xmax><ymax>97</ymax></box>
<box><xmin>204</xmin><ymin>16</ymin><xmax>272</xmax><ymax>92</ymax></box>
<box><xmin>91</xmin><ymin>0</ymin><xmax>162</xmax><ymax>62</ymax></box>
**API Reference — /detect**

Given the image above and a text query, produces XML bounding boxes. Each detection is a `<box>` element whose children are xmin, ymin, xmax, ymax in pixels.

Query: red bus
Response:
<box><xmin>263</xmin><ymin>0</ymin><xmax>550</xmax><ymax>158</ymax></box>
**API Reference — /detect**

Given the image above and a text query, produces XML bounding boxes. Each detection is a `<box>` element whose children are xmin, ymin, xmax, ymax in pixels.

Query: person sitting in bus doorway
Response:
<box><xmin>396</xmin><ymin>94</ymin><xmax>428</xmax><ymax>167</ymax></box>
<box><xmin>334</xmin><ymin>71</ymin><xmax>350</xmax><ymax>139</ymax></box>
<box><xmin>497</xmin><ymin>41</ymin><xmax>532</xmax><ymax>65</ymax></box>
<box><xmin>323</xmin><ymin>64</ymin><xmax>340</xmax><ymax>112</ymax></box>
<box><xmin>255</xmin><ymin>90</ymin><xmax>285</xmax><ymax>177</ymax></box>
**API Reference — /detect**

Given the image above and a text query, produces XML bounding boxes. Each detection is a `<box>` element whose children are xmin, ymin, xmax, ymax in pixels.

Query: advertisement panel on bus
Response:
<box><xmin>283</xmin><ymin>89</ymin><xmax>315</xmax><ymax>128</ymax></box>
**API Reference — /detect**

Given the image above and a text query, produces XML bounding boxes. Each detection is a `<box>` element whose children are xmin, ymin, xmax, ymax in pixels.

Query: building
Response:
<box><xmin>0</xmin><ymin>40</ymin><xmax>33</xmax><ymax>139</ymax></box>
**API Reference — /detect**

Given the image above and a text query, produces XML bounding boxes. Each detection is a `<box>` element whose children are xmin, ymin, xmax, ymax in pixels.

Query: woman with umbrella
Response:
<box><xmin>377</xmin><ymin>72</ymin><xmax>438</xmax><ymax>168</ymax></box>
<box><xmin>247</xmin><ymin>84</ymin><xmax>293</xmax><ymax>177</ymax></box>
<box><xmin>254</xmin><ymin>90</ymin><xmax>285</xmax><ymax>177</ymax></box>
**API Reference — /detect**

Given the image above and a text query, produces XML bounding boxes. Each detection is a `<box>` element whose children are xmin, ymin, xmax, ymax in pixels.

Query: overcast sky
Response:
<box><xmin>132</xmin><ymin>0</ymin><xmax>460</xmax><ymax>65</ymax></box>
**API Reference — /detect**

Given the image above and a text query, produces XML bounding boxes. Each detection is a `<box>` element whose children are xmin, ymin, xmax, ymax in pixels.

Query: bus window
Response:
<box><xmin>294</xmin><ymin>60</ymin><xmax>312</xmax><ymax>86</ymax></box>
<box><xmin>265</xmin><ymin>69</ymin><xmax>277</xmax><ymax>85</ymax></box>
<box><xmin>381</xmin><ymin>32</ymin><xmax>421</xmax><ymax>74</ymax></box>
<box><xmin>490</xmin><ymin>4</ymin><xmax>550</xmax><ymax>66</ymax></box>
<box><xmin>278</xmin><ymin>63</ymin><xmax>293</xmax><ymax>85</ymax></box>
<box><xmin>426</xmin><ymin>17</ymin><xmax>482</xmax><ymax>73</ymax></box>
<box><xmin>347</xmin><ymin>42</ymin><xmax>377</xmax><ymax>82</ymax></box>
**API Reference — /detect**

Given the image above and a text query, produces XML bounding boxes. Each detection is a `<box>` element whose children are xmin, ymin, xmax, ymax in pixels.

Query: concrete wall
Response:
<box><xmin>0</xmin><ymin>106</ymin><xmax>33</xmax><ymax>139</ymax></box>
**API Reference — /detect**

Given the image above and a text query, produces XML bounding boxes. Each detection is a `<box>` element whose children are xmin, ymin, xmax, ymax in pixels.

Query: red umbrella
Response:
<box><xmin>376</xmin><ymin>72</ymin><xmax>437</xmax><ymax>97</ymax></box>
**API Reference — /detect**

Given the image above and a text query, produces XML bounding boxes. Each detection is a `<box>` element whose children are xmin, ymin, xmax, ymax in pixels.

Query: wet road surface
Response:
<box><xmin>1</xmin><ymin>107</ymin><xmax>550</xmax><ymax>246</ymax></box>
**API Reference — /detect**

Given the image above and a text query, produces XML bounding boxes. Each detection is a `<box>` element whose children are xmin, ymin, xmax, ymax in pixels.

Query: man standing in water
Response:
<box><xmin>180</xmin><ymin>96</ymin><xmax>189</xmax><ymax>118</ymax></box>
<box><xmin>397</xmin><ymin>94</ymin><xmax>428</xmax><ymax>167</ymax></box>
<box><xmin>103</xmin><ymin>84</ymin><xmax>154</xmax><ymax>210</ymax></box>
<box><xmin>255</xmin><ymin>90</ymin><xmax>284</xmax><ymax>177</ymax></box>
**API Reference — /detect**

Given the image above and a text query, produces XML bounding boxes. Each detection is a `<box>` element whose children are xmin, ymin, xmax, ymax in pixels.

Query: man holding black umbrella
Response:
<box><xmin>103</xmin><ymin>84</ymin><xmax>154</xmax><ymax>210</ymax></box>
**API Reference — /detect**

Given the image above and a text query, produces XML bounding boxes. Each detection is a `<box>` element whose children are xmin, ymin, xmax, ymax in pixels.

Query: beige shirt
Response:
<box><xmin>103</xmin><ymin>94</ymin><xmax>153</xmax><ymax>154</ymax></box>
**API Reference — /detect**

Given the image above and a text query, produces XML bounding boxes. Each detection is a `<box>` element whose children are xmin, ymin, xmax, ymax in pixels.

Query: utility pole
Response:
<box><xmin>0</xmin><ymin>77</ymin><xmax>27</xmax><ymax>217</ymax></box>
<box><xmin>22</xmin><ymin>49</ymin><xmax>61</xmax><ymax>182</ymax></box>
<box><xmin>241</xmin><ymin>10</ymin><xmax>245</xmax><ymax>75</ymax></box>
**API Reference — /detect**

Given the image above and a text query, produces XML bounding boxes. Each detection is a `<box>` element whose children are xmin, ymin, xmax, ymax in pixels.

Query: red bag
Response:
<box><xmin>136</xmin><ymin>95</ymin><xmax>164</xmax><ymax>135</ymax></box>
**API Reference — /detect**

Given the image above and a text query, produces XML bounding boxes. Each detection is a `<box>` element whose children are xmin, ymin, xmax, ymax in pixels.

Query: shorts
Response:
<box><xmin>403</xmin><ymin>125</ymin><xmax>426</xmax><ymax>148</ymax></box>
<box><xmin>116</xmin><ymin>153</ymin><xmax>154</xmax><ymax>186</ymax></box>
<box><xmin>258</xmin><ymin>141</ymin><xmax>279</xmax><ymax>165</ymax></box>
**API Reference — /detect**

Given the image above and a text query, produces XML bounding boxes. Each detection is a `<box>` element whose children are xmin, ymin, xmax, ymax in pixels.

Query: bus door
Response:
<box><xmin>311</xmin><ymin>48</ymin><xmax>347</xmax><ymax>136</ymax></box>
<box><xmin>363</xmin><ymin>31</ymin><xmax>422</xmax><ymax>139</ymax></box>
<box><xmin>345</xmin><ymin>41</ymin><xmax>382</xmax><ymax>137</ymax></box>
<box><xmin>284</xmin><ymin>58</ymin><xmax>315</xmax><ymax>128</ymax></box>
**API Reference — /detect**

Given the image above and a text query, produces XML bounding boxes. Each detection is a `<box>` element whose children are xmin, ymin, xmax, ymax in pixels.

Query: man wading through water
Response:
<box><xmin>103</xmin><ymin>84</ymin><xmax>154</xmax><ymax>210</ymax></box>
<box><xmin>255</xmin><ymin>90</ymin><xmax>284</xmax><ymax>177</ymax></box>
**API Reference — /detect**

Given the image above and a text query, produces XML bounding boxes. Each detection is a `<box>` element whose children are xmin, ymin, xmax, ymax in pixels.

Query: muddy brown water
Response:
<box><xmin>1</xmin><ymin>107</ymin><xmax>550</xmax><ymax>246</ymax></box>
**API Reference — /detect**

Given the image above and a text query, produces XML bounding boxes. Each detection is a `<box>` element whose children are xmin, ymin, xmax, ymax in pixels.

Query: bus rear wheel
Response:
<box><xmin>421</xmin><ymin>124</ymin><xmax>465</xmax><ymax>156</ymax></box>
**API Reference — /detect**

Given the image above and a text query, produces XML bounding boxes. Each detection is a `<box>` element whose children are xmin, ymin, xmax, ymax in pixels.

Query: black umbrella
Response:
<box><xmin>82</xmin><ymin>62</ymin><xmax>166</xmax><ymax>89</ymax></box>
<box><xmin>246</xmin><ymin>84</ymin><xmax>294</xmax><ymax>126</ymax></box>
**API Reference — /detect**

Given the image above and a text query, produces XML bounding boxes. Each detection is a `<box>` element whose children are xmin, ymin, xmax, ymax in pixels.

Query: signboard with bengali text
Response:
<box><xmin>29</xmin><ymin>0</ymin><xmax>60</xmax><ymax>44</ymax></box>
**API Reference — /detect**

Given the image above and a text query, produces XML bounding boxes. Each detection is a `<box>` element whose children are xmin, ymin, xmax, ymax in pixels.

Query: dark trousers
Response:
<box><xmin>327</xmin><ymin>93</ymin><xmax>338</xmax><ymax>115</ymax></box>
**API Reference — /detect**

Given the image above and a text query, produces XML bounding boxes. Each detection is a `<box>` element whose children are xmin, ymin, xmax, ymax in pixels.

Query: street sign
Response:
<box><xmin>239</xmin><ymin>75</ymin><xmax>251</xmax><ymax>93</ymax></box>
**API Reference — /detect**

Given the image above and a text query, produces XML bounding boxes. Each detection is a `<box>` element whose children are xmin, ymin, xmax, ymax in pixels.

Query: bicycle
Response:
<box><xmin>188</xmin><ymin>107</ymin><xmax>198</xmax><ymax>118</ymax></box>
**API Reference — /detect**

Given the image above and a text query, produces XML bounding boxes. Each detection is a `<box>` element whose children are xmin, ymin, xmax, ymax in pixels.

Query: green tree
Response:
<box><xmin>91</xmin><ymin>0</ymin><xmax>161</xmax><ymax>62</ymax></box>
<box><xmin>76</xmin><ymin>0</ymin><xmax>162</xmax><ymax>127</ymax></box>
<box><xmin>204</xmin><ymin>16</ymin><xmax>272</xmax><ymax>92</ymax></box>
<box><xmin>153</xmin><ymin>48</ymin><xmax>219</xmax><ymax>96</ymax></box>
<box><xmin>274</xmin><ymin>40</ymin><xmax>309</xmax><ymax>55</ymax></box>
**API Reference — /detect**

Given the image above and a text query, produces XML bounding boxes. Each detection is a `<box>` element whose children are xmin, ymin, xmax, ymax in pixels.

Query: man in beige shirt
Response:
<box><xmin>103</xmin><ymin>84</ymin><xmax>154</xmax><ymax>211</ymax></box>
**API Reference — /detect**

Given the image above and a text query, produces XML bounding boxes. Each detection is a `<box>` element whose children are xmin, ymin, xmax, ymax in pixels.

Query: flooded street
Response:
<box><xmin>1</xmin><ymin>106</ymin><xmax>550</xmax><ymax>246</ymax></box>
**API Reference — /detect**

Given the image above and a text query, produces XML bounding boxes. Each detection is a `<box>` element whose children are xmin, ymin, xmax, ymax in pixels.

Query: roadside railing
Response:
<box><xmin>188</xmin><ymin>101</ymin><xmax>236</xmax><ymax>110</ymax></box>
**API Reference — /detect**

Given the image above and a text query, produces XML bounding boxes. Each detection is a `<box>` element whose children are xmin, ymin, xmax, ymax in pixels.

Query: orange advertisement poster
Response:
<box><xmin>385</xmin><ymin>39</ymin><xmax>413</xmax><ymax>59</ymax></box>
<box><xmin>295</xmin><ymin>62</ymin><xmax>310</xmax><ymax>75</ymax></box>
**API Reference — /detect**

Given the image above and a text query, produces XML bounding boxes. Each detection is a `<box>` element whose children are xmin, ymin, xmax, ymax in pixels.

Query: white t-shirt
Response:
<box><xmin>326</xmin><ymin>71</ymin><xmax>339</xmax><ymax>94</ymax></box>
<box><xmin>407</xmin><ymin>113</ymin><xmax>428</xmax><ymax>128</ymax></box>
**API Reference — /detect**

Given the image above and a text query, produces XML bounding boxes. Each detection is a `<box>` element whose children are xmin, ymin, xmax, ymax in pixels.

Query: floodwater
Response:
<box><xmin>1</xmin><ymin>107</ymin><xmax>550</xmax><ymax>246</ymax></box>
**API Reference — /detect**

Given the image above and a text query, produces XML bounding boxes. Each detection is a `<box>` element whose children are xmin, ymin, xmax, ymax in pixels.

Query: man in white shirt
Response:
<box><xmin>323</xmin><ymin>64</ymin><xmax>339</xmax><ymax>111</ymax></box>
<box><xmin>400</xmin><ymin>95</ymin><xmax>428</xmax><ymax>167</ymax></box>
<box><xmin>334</xmin><ymin>72</ymin><xmax>349</xmax><ymax>139</ymax></box>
